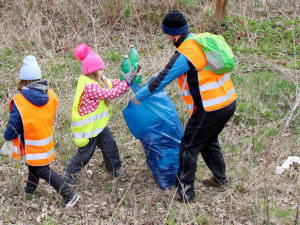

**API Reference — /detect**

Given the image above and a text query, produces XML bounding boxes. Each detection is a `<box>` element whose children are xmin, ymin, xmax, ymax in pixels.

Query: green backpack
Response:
<box><xmin>188</xmin><ymin>33</ymin><xmax>236</xmax><ymax>74</ymax></box>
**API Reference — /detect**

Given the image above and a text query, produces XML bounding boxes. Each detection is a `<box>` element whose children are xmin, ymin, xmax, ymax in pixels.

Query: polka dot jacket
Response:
<box><xmin>79</xmin><ymin>79</ymin><xmax>129</xmax><ymax>116</ymax></box>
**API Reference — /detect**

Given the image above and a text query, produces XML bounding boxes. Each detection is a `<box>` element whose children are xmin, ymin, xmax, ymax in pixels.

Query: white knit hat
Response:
<box><xmin>19</xmin><ymin>55</ymin><xmax>41</xmax><ymax>80</ymax></box>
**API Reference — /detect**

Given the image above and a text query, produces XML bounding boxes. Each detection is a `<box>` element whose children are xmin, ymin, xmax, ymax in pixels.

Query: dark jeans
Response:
<box><xmin>65</xmin><ymin>126</ymin><xmax>122</xmax><ymax>175</ymax></box>
<box><xmin>26</xmin><ymin>164</ymin><xmax>73</xmax><ymax>199</ymax></box>
<box><xmin>177</xmin><ymin>100</ymin><xmax>236</xmax><ymax>197</ymax></box>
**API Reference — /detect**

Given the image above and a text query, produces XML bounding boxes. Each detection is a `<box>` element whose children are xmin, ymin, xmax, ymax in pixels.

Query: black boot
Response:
<box><xmin>177</xmin><ymin>182</ymin><xmax>195</xmax><ymax>203</ymax></box>
<box><xmin>62</xmin><ymin>192</ymin><xmax>80</xmax><ymax>208</ymax></box>
<box><xmin>64</xmin><ymin>173</ymin><xmax>82</xmax><ymax>186</ymax></box>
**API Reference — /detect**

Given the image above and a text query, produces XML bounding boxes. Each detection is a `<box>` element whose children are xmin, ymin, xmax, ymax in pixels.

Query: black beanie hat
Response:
<box><xmin>162</xmin><ymin>10</ymin><xmax>188</xmax><ymax>35</ymax></box>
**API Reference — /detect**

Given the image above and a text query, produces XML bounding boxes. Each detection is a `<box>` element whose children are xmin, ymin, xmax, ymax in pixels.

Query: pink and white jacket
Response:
<box><xmin>79</xmin><ymin>79</ymin><xmax>129</xmax><ymax>116</ymax></box>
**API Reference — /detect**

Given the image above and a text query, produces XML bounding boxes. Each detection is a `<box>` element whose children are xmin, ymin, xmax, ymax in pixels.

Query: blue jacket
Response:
<box><xmin>4</xmin><ymin>79</ymin><xmax>49</xmax><ymax>141</ymax></box>
<box><xmin>135</xmin><ymin>32</ymin><xmax>205</xmax><ymax>108</ymax></box>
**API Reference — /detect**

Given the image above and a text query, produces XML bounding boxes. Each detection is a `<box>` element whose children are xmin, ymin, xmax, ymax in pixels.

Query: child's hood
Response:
<box><xmin>21</xmin><ymin>79</ymin><xmax>49</xmax><ymax>106</ymax></box>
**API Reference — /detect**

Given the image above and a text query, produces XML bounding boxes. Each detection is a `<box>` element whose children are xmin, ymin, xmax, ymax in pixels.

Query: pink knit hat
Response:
<box><xmin>74</xmin><ymin>43</ymin><xmax>105</xmax><ymax>75</ymax></box>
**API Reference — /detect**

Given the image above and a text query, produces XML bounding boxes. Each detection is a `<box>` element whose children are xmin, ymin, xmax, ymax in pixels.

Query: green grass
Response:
<box><xmin>216</xmin><ymin>15</ymin><xmax>299</xmax><ymax>75</ymax></box>
<box><xmin>0</xmin><ymin>1</ymin><xmax>299</xmax><ymax>224</ymax></box>
<box><xmin>217</xmin><ymin>14</ymin><xmax>300</xmax><ymax>140</ymax></box>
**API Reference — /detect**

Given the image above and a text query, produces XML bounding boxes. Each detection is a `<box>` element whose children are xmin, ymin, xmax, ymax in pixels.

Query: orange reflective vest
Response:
<box><xmin>177</xmin><ymin>37</ymin><xmax>237</xmax><ymax>114</ymax></box>
<box><xmin>11</xmin><ymin>89</ymin><xmax>58</xmax><ymax>166</ymax></box>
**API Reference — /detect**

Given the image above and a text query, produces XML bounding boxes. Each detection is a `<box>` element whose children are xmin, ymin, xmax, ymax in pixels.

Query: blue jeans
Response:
<box><xmin>65</xmin><ymin>126</ymin><xmax>122</xmax><ymax>175</ymax></box>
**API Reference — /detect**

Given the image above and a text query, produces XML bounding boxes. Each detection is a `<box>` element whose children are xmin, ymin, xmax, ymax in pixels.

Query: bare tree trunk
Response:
<box><xmin>214</xmin><ymin>0</ymin><xmax>229</xmax><ymax>22</ymax></box>
<box><xmin>222</xmin><ymin>0</ymin><xmax>229</xmax><ymax>19</ymax></box>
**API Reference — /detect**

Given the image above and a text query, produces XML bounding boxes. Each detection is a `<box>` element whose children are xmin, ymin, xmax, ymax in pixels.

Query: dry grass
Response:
<box><xmin>0</xmin><ymin>0</ymin><xmax>299</xmax><ymax>224</ymax></box>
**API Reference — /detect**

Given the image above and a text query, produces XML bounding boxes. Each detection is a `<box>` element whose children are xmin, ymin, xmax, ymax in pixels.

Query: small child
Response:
<box><xmin>64</xmin><ymin>44</ymin><xmax>136</xmax><ymax>185</ymax></box>
<box><xmin>3</xmin><ymin>55</ymin><xmax>80</xmax><ymax>208</ymax></box>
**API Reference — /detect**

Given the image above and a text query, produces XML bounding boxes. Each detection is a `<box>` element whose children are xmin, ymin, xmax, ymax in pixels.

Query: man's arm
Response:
<box><xmin>134</xmin><ymin>51</ymin><xmax>190</xmax><ymax>102</ymax></box>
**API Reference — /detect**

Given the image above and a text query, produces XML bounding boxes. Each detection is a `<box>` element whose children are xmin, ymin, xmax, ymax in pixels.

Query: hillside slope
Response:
<box><xmin>0</xmin><ymin>0</ymin><xmax>299</xmax><ymax>224</ymax></box>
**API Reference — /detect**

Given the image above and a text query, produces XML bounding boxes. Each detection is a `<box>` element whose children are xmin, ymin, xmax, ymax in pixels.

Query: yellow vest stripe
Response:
<box><xmin>73</xmin><ymin>127</ymin><xmax>105</xmax><ymax>139</ymax></box>
<box><xmin>25</xmin><ymin>134</ymin><xmax>53</xmax><ymax>146</ymax></box>
<box><xmin>71</xmin><ymin>110</ymin><xmax>110</xmax><ymax>127</ymax></box>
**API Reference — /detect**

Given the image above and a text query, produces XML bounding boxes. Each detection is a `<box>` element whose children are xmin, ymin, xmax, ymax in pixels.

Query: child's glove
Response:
<box><xmin>123</xmin><ymin>68</ymin><xmax>137</xmax><ymax>85</ymax></box>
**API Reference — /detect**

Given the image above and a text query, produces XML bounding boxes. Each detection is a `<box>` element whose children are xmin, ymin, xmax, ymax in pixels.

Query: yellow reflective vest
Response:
<box><xmin>177</xmin><ymin>37</ymin><xmax>237</xmax><ymax>114</ymax></box>
<box><xmin>71</xmin><ymin>75</ymin><xmax>112</xmax><ymax>147</ymax></box>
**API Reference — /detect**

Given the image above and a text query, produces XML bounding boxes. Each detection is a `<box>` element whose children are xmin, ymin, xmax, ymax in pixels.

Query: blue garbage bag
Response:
<box><xmin>122</xmin><ymin>82</ymin><xmax>184</xmax><ymax>190</ymax></box>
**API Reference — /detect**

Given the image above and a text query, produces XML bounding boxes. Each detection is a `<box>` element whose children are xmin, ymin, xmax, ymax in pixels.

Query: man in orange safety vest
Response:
<box><xmin>130</xmin><ymin>10</ymin><xmax>237</xmax><ymax>202</ymax></box>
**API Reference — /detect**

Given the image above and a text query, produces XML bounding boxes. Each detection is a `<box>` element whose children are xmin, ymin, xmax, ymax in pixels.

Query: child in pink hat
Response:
<box><xmin>64</xmin><ymin>44</ymin><xmax>136</xmax><ymax>185</ymax></box>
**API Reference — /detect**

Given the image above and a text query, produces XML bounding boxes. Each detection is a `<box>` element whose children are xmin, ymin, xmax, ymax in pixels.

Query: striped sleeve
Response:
<box><xmin>135</xmin><ymin>52</ymin><xmax>190</xmax><ymax>101</ymax></box>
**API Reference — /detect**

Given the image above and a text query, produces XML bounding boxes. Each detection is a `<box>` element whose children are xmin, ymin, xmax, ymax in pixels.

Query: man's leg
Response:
<box><xmin>177</xmin><ymin>100</ymin><xmax>236</xmax><ymax>200</ymax></box>
<box><xmin>201</xmin><ymin>137</ymin><xmax>227</xmax><ymax>184</ymax></box>
<box><xmin>201</xmin><ymin>100</ymin><xmax>236</xmax><ymax>185</ymax></box>
<box><xmin>177</xmin><ymin>108</ymin><xmax>209</xmax><ymax>201</ymax></box>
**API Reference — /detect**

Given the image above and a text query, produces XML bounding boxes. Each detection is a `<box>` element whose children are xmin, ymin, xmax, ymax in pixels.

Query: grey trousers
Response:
<box><xmin>65</xmin><ymin>126</ymin><xmax>122</xmax><ymax>175</ymax></box>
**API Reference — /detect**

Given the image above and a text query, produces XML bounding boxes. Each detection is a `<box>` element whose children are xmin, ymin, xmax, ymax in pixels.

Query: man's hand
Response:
<box><xmin>130</xmin><ymin>95</ymin><xmax>141</xmax><ymax>105</ymax></box>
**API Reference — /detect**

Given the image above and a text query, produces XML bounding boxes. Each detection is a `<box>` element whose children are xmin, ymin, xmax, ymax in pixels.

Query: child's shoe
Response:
<box><xmin>64</xmin><ymin>173</ymin><xmax>82</xmax><ymax>186</ymax></box>
<box><xmin>23</xmin><ymin>187</ymin><xmax>35</xmax><ymax>198</ymax></box>
<box><xmin>112</xmin><ymin>170</ymin><xmax>126</xmax><ymax>178</ymax></box>
<box><xmin>62</xmin><ymin>192</ymin><xmax>80</xmax><ymax>209</ymax></box>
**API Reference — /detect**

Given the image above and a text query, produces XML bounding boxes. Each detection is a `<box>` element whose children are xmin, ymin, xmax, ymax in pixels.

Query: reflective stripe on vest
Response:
<box><xmin>12</xmin><ymin>137</ymin><xmax>24</xmax><ymax>160</ymax></box>
<box><xmin>73</xmin><ymin>127</ymin><xmax>105</xmax><ymax>139</ymax></box>
<box><xmin>203</xmin><ymin>87</ymin><xmax>236</xmax><ymax>108</ymax></box>
<box><xmin>178</xmin><ymin>74</ymin><xmax>195</xmax><ymax>115</ymax></box>
<box><xmin>13</xmin><ymin>145</ymin><xmax>20</xmax><ymax>160</ymax></box>
<box><xmin>13</xmin><ymin>146</ymin><xmax>20</xmax><ymax>155</ymax></box>
<box><xmin>25</xmin><ymin>134</ymin><xmax>53</xmax><ymax>146</ymax></box>
<box><xmin>26</xmin><ymin>148</ymin><xmax>54</xmax><ymax>161</ymax></box>
<box><xmin>177</xmin><ymin>37</ymin><xmax>237</xmax><ymax>113</ymax></box>
<box><xmin>71</xmin><ymin>110</ymin><xmax>110</xmax><ymax>127</ymax></box>
<box><xmin>11</xmin><ymin>89</ymin><xmax>57</xmax><ymax>166</ymax></box>
<box><xmin>200</xmin><ymin>73</ymin><xmax>231</xmax><ymax>91</ymax></box>
<box><xmin>71</xmin><ymin>75</ymin><xmax>112</xmax><ymax>147</ymax></box>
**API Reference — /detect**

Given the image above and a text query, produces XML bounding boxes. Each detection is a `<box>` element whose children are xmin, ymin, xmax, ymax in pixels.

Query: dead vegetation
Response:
<box><xmin>0</xmin><ymin>0</ymin><xmax>299</xmax><ymax>224</ymax></box>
